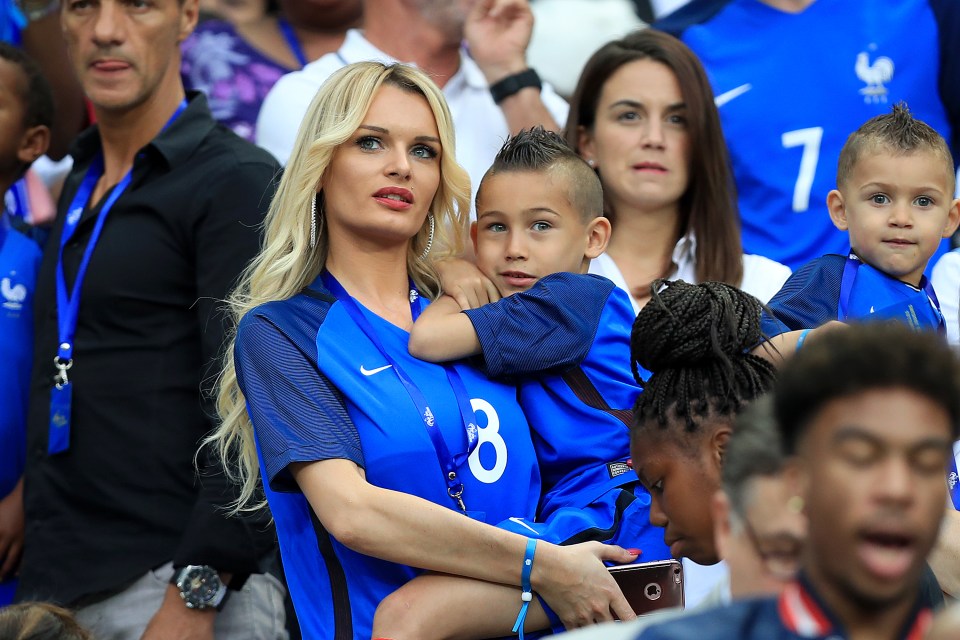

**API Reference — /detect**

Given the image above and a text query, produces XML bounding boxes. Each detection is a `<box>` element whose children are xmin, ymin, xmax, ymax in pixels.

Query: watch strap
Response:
<box><xmin>489</xmin><ymin>69</ymin><xmax>542</xmax><ymax>104</ymax></box>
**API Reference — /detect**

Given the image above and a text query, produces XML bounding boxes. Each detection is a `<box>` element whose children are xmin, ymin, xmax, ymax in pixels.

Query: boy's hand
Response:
<box><xmin>435</xmin><ymin>258</ymin><xmax>501</xmax><ymax>310</ymax></box>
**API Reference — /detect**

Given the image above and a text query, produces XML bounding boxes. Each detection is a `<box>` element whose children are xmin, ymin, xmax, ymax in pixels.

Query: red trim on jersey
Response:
<box><xmin>779</xmin><ymin>581</ymin><xmax>831</xmax><ymax>637</ymax></box>
<box><xmin>905</xmin><ymin>609</ymin><xmax>933</xmax><ymax>640</ymax></box>
<box><xmin>780</xmin><ymin>579</ymin><xmax>933</xmax><ymax>639</ymax></box>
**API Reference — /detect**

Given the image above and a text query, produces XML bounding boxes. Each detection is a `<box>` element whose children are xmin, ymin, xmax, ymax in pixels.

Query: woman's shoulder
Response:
<box><xmin>740</xmin><ymin>253</ymin><xmax>792</xmax><ymax>304</ymax></box>
<box><xmin>238</xmin><ymin>288</ymin><xmax>336</xmax><ymax>346</ymax></box>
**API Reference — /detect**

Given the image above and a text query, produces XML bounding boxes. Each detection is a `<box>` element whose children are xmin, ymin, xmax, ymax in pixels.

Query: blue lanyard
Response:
<box><xmin>949</xmin><ymin>455</ymin><xmax>960</xmax><ymax>511</ymax></box>
<box><xmin>838</xmin><ymin>252</ymin><xmax>945</xmax><ymax>334</ymax></box>
<box><xmin>53</xmin><ymin>99</ymin><xmax>188</xmax><ymax>380</ymax></box>
<box><xmin>278</xmin><ymin>18</ymin><xmax>308</xmax><ymax>68</ymax></box>
<box><xmin>321</xmin><ymin>271</ymin><xmax>480</xmax><ymax>512</ymax></box>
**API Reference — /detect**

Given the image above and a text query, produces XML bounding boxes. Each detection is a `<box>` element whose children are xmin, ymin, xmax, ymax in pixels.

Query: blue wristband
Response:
<box><xmin>512</xmin><ymin>538</ymin><xmax>538</xmax><ymax>639</ymax></box>
<box><xmin>795</xmin><ymin>329</ymin><xmax>812</xmax><ymax>351</ymax></box>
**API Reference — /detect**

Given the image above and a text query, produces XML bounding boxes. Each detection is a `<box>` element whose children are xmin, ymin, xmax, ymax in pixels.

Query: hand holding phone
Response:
<box><xmin>608</xmin><ymin>560</ymin><xmax>684</xmax><ymax>617</ymax></box>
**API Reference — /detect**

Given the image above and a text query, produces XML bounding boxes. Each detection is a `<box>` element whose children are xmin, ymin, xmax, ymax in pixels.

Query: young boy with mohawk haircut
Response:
<box><xmin>370</xmin><ymin>127</ymin><xmax>670</xmax><ymax>639</ymax></box>
<box><xmin>762</xmin><ymin>103</ymin><xmax>960</xmax><ymax>352</ymax></box>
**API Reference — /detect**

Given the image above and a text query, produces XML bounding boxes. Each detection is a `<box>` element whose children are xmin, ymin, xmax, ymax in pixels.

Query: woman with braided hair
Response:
<box><xmin>629</xmin><ymin>279</ymin><xmax>778</xmax><ymax>600</ymax></box>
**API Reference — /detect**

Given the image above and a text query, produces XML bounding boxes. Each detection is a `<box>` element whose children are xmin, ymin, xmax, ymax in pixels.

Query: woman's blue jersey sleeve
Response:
<box><xmin>235</xmin><ymin>304</ymin><xmax>363</xmax><ymax>493</ymax></box>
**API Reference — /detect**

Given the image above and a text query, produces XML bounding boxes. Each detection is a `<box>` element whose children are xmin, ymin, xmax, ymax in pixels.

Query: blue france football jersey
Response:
<box><xmin>658</xmin><ymin>0</ymin><xmax>957</xmax><ymax>270</ymax></box>
<box><xmin>464</xmin><ymin>273</ymin><xmax>670</xmax><ymax>558</ymax></box>
<box><xmin>0</xmin><ymin>214</ymin><xmax>41</xmax><ymax>604</ymax></box>
<box><xmin>762</xmin><ymin>254</ymin><xmax>944</xmax><ymax>336</ymax></box>
<box><xmin>237</xmin><ymin>277</ymin><xmax>540</xmax><ymax>640</ymax></box>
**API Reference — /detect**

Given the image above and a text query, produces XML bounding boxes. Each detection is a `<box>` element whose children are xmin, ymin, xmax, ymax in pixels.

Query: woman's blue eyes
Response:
<box><xmin>411</xmin><ymin>145</ymin><xmax>437</xmax><ymax>159</ymax></box>
<box><xmin>357</xmin><ymin>137</ymin><xmax>382</xmax><ymax>151</ymax></box>
<box><xmin>356</xmin><ymin>137</ymin><xmax>437</xmax><ymax>159</ymax></box>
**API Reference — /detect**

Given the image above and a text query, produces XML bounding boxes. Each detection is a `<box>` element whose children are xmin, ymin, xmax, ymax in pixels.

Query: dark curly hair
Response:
<box><xmin>630</xmin><ymin>280</ymin><xmax>777</xmax><ymax>437</ymax></box>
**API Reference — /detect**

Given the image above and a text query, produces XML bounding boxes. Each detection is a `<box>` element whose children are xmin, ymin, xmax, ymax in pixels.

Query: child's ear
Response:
<box><xmin>584</xmin><ymin>216</ymin><xmax>611</xmax><ymax>259</ymax></box>
<box><xmin>17</xmin><ymin>125</ymin><xmax>50</xmax><ymax>167</ymax></box>
<box><xmin>469</xmin><ymin>221</ymin><xmax>479</xmax><ymax>253</ymax></box>
<box><xmin>942</xmin><ymin>198</ymin><xmax>960</xmax><ymax>238</ymax></box>
<box><xmin>827</xmin><ymin>189</ymin><xmax>849</xmax><ymax>231</ymax></box>
<box><xmin>577</xmin><ymin>125</ymin><xmax>596</xmax><ymax>168</ymax></box>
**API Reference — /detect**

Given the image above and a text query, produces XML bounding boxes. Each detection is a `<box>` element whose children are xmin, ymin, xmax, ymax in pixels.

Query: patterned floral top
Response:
<box><xmin>181</xmin><ymin>19</ymin><xmax>295</xmax><ymax>142</ymax></box>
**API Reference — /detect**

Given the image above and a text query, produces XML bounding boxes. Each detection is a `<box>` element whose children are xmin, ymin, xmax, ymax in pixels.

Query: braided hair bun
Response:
<box><xmin>631</xmin><ymin>279</ymin><xmax>776</xmax><ymax>433</ymax></box>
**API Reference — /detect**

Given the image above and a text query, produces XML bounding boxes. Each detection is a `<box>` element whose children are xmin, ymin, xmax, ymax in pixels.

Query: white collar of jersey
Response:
<box><xmin>669</xmin><ymin>230</ymin><xmax>697</xmax><ymax>283</ymax></box>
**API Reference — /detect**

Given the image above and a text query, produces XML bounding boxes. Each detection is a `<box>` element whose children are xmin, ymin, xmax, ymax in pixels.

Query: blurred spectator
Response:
<box><xmin>182</xmin><ymin>0</ymin><xmax>362</xmax><ymax>141</ymax></box>
<box><xmin>640</xmin><ymin>323</ymin><xmax>960</xmax><ymax>639</ymax></box>
<box><xmin>14</xmin><ymin>0</ymin><xmax>285</xmax><ymax>636</ymax></box>
<box><xmin>200</xmin><ymin>0</ymin><xmax>271</xmax><ymax>26</ymax></box>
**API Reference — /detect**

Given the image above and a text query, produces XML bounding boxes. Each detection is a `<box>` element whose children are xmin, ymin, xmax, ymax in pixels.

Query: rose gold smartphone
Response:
<box><xmin>608</xmin><ymin>559</ymin><xmax>684</xmax><ymax>616</ymax></box>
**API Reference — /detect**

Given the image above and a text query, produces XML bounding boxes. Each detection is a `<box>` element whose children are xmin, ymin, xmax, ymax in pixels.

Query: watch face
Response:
<box><xmin>178</xmin><ymin>565</ymin><xmax>223</xmax><ymax>609</ymax></box>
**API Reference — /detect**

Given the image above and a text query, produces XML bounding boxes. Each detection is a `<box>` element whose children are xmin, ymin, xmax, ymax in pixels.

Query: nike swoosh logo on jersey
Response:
<box><xmin>360</xmin><ymin>364</ymin><xmax>393</xmax><ymax>376</ymax></box>
<box><xmin>508</xmin><ymin>517</ymin><xmax>540</xmax><ymax>535</ymax></box>
<box><xmin>714</xmin><ymin>83</ymin><xmax>752</xmax><ymax>107</ymax></box>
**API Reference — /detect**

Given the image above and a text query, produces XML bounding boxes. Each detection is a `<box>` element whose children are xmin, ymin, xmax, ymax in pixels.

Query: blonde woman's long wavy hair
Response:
<box><xmin>210</xmin><ymin>61</ymin><xmax>471</xmax><ymax>511</ymax></box>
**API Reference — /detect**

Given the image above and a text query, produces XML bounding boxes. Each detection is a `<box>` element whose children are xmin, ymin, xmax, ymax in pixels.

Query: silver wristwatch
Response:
<box><xmin>171</xmin><ymin>565</ymin><xmax>228</xmax><ymax>610</ymax></box>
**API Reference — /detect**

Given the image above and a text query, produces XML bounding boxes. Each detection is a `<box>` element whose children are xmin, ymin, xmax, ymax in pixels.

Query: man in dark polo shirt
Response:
<box><xmin>638</xmin><ymin>323</ymin><xmax>959</xmax><ymax>640</ymax></box>
<box><xmin>14</xmin><ymin>0</ymin><xmax>284</xmax><ymax>636</ymax></box>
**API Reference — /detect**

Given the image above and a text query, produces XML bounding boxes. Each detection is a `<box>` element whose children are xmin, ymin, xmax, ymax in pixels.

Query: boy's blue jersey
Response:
<box><xmin>464</xmin><ymin>273</ymin><xmax>669</xmax><ymax>558</ymax></box>
<box><xmin>0</xmin><ymin>216</ymin><xmax>40</xmax><ymax>496</ymax></box>
<box><xmin>236</xmin><ymin>277</ymin><xmax>540</xmax><ymax>640</ymax></box>
<box><xmin>658</xmin><ymin>0</ymin><xmax>958</xmax><ymax>270</ymax></box>
<box><xmin>0</xmin><ymin>214</ymin><xmax>40</xmax><ymax>604</ymax></box>
<box><xmin>761</xmin><ymin>254</ymin><xmax>944</xmax><ymax>336</ymax></box>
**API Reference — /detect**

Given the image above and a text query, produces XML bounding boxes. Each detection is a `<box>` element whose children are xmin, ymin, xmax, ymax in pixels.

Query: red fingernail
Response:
<box><xmin>627</xmin><ymin>548</ymin><xmax>642</xmax><ymax>556</ymax></box>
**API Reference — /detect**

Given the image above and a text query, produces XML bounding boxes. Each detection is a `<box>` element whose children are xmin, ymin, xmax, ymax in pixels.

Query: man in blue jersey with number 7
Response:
<box><xmin>657</xmin><ymin>0</ymin><xmax>960</xmax><ymax>272</ymax></box>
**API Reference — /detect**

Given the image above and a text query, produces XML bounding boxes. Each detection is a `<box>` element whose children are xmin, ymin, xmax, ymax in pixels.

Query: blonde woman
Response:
<box><xmin>211</xmin><ymin>61</ymin><xmax>636</xmax><ymax>640</ymax></box>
